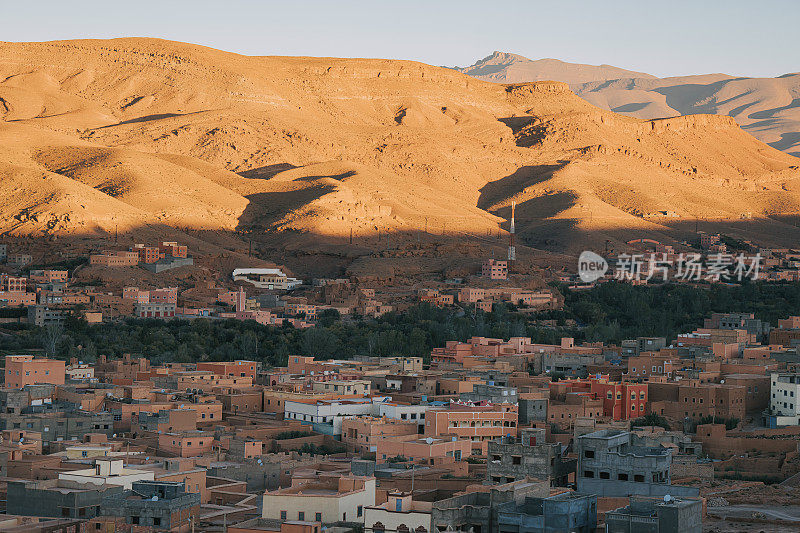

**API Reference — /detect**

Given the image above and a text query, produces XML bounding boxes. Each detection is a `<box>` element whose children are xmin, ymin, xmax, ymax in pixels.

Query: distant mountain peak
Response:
<box><xmin>456</xmin><ymin>51</ymin><xmax>655</xmax><ymax>84</ymax></box>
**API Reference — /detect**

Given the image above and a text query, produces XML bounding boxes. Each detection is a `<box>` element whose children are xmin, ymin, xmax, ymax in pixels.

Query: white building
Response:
<box><xmin>263</xmin><ymin>473</ymin><xmax>376</xmax><ymax>524</ymax></box>
<box><xmin>232</xmin><ymin>268</ymin><xmax>302</xmax><ymax>290</ymax></box>
<box><xmin>364</xmin><ymin>491</ymin><xmax>432</xmax><ymax>533</ymax></box>
<box><xmin>58</xmin><ymin>459</ymin><xmax>154</xmax><ymax>490</ymax></box>
<box><xmin>284</xmin><ymin>396</ymin><xmax>391</xmax><ymax>436</ymax></box>
<box><xmin>769</xmin><ymin>372</ymin><xmax>800</xmax><ymax>426</ymax></box>
<box><xmin>377</xmin><ymin>402</ymin><xmax>428</xmax><ymax>431</ymax></box>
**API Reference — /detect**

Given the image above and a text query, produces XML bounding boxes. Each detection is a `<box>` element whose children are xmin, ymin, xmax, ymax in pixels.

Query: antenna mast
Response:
<box><xmin>507</xmin><ymin>201</ymin><xmax>516</xmax><ymax>263</ymax></box>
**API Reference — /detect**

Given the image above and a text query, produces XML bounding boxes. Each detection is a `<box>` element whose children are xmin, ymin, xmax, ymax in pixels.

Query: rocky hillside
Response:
<box><xmin>0</xmin><ymin>38</ymin><xmax>798</xmax><ymax>256</ymax></box>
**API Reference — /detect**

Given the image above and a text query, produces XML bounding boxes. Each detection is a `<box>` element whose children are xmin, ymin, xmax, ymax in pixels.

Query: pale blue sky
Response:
<box><xmin>4</xmin><ymin>0</ymin><xmax>797</xmax><ymax>78</ymax></box>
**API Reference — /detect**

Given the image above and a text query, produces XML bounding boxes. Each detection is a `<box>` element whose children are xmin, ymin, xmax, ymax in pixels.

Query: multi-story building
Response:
<box><xmin>648</xmin><ymin>381</ymin><xmax>746</xmax><ymax>421</ymax></box>
<box><xmin>376</xmin><ymin>435</ymin><xmax>472</xmax><ymax>463</ymax></box>
<box><xmin>0</xmin><ymin>291</ymin><xmax>36</xmax><ymax>307</ymax></box>
<box><xmin>496</xmin><ymin>492</ymin><xmax>597</xmax><ymax>533</ymax></box>
<box><xmin>550</xmin><ymin>377</ymin><xmax>647</xmax><ymax>422</ymax></box>
<box><xmin>312</xmin><ymin>379</ymin><xmax>371</xmax><ymax>396</ymax></box>
<box><xmin>482</xmin><ymin>259</ymin><xmax>508</xmax><ymax>280</ymax></box>
<box><xmin>424</xmin><ymin>403</ymin><xmax>517</xmax><ymax>455</ymax></box>
<box><xmin>134</xmin><ymin>302</ymin><xmax>176</xmax><ymax>319</ymax></box>
<box><xmin>460</xmin><ymin>384</ymin><xmax>518</xmax><ymax>405</ymax></box>
<box><xmin>132</xmin><ymin>244</ymin><xmax>163</xmax><ymax>264</ymax></box>
<box><xmin>767</xmin><ymin>372</ymin><xmax>800</xmax><ymax>426</ymax></box>
<box><xmin>89</xmin><ymin>250</ymin><xmax>140</xmax><ymax>266</ymax></box>
<box><xmin>4</xmin><ymin>276</ymin><xmax>26</xmax><ymax>292</ymax></box>
<box><xmin>364</xmin><ymin>492</ymin><xmax>431</xmax><ymax>533</ymax></box>
<box><xmin>342</xmin><ymin>417</ymin><xmax>419</xmax><ymax>453</ymax></box>
<box><xmin>7</xmin><ymin>253</ymin><xmax>32</xmax><ymax>267</ymax></box>
<box><xmin>5</xmin><ymin>355</ymin><xmax>66</xmax><ymax>388</ymax></box>
<box><xmin>197</xmin><ymin>360</ymin><xmax>258</xmax><ymax>379</ymax></box>
<box><xmin>605</xmin><ymin>495</ymin><xmax>703</xmax><ymax>533</ymax></box>
<box><xmin>486</xmin><ymin>428</ymin><xmax>575</xmax><ymax>486</ymax></box>
<box><xmin>575</xmin><ymin>430</ymin><xmax>698</xmax><ymax>498</ymax></box>
<box><xmin>0</xmin><ymin>410</ymin><xmax>115</xmax><ymax>444</ymax></box>
<box><xmin>27</xmin><ymin>305</ymin><xmax>65</xmax><ymax>327</ymax></box>
<box><xmin>28</xmin><ymin>270</ymin><xmax>68</xmax><ymax>284</ymax></box>
<box><xmin>284</xmin><ymin>396</ymin><xmax>391</xmax><ymax>436</ymax></box>
<box><xmin>263</xmin><ymin>473</ymin><xmax>376</xmax><ymax>524</ymax></box>
<box><xmin>103</xmin><ymin>480</ymin><xmax>200</xmax><ymax>530</ymax></box>
<box><xmin>376</xmin><ymin>402</ymin><xmax>428</xmax><ymax>431</ymax></box>
<box><xmin>6</xmin><ymin>478</ymin><xmax>124</xmax><ymax>519</ymax></box>
<box><xmin>158</xmin><ymin>430</ymin><xmax>215</xmax><ymax>457</ymax></box>
<box><xmin>159</xmin><ymin>241</ymin><xmax>189</xmax><ymax>258</ymax></box>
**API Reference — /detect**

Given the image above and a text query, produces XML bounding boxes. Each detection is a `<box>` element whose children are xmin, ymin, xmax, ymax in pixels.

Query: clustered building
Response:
<box><xmin>9</xmin><ymin>246</ymin><xmax>800</xmax><ymax>532</ymax></box>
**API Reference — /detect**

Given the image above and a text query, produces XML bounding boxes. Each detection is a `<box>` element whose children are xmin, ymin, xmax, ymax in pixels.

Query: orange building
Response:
<box><xmin>376</xmin><ymin>435</ymin><xmax>472</xmax><ymax>463</ymax></box>
<box><xmin>482</xmin><ymin>259</ymin><xmax>508</xmax><ymax>280</ymax></box>
<box><xmin>4</xmin><ymin>355</ymin><xmax>66</xmax><ymax>388</ymax></box>
<box><xmin>89</xmin><ymin>250</ymin><xmax>139</xmax><ymax>266</ymax></box>
<box><xmin>424</xmin><ymin>403</ymin><xmax>517</xmax><ymax>454</ymax></box>
<box><xmin>0</xmin><ymin>292</ymin><xmax>37</xmax><ymax>307</ymax></box>
<box><xmin>158</xmin><ymin>431</ymin><xmax>215</xmax><ymax>457</ymax></box>
<box><xmin>197</xmin><ymin>361</ymin><xmax>257</xmax><ymax>379</ymax></box>
<box><xmin>29</xmin><ymin>270</ymin><xmax>68</xmax><ymax>283</ymax></box>
<box><xmin>342</xmin><ymin>417</ymin><xmax>419</xmax><ymax>453</ymax></box>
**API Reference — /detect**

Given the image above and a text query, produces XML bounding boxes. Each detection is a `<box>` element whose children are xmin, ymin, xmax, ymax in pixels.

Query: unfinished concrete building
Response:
<box><xmin>486</xmin><ymin>429</ymin><xmax>575</xmax><ymax>486</ymax></box>
<box><xmin>575</xmin><ymin>430</ymin><xmax>699</xmax><ymax>498</ymax></box>
<box><xmin>495</xmin><ymin>492</ymin><xmax>597</xmax><ymax>533</ymax></box>
<box><xmin>605</xmin><ymin>495</ymin><xmax>702</xmax><ymax>533</ymax></box>
<box><xmin>432</xmin><ymin>479</ymin><xmax>549</xmax><ymax>533</ymax></box>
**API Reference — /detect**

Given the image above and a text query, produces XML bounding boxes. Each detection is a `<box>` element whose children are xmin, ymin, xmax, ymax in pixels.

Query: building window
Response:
<box><xmin>316</xmin><ymin>513</ymin><xmax>322</xmax><ymax>521</ymax></box>
<box><xmin>618</xmin><ymin>473</ymin><xmax>628</xmax><ymax>481</ymax></box>
<box><xmin>281</xmin><ymin>511</ymin><xmax>287</xmax><ymax>520</ymax></box>
<box><xmin>584</xmin><ymin>470</ymin><xmax>594</xmax><ymax>478</ymax></box>
<box><xmin>634</xmin><ymin>474</ymin><xmax>645</xmax><ymax>482</ymax></box>
<box><xmin>358</xmin><ymin>505</ymin><xmax>363</xmax><ymax>517</ymax></box>
<box><xmin>299</xmin><ymin>512</ymin><xmax>305</xmax><ymax>521</ymax></box>
<box><xmin>599</xmin><ymin>471</ymin><xmax>610</xmax><ymax>479</ymax></box>
<box><xmin>153</xmin><ymin>518</ymin><xmax>161</xmax><ymax>526</ymax></box>
<box><xmin>132</xmin><ymin>516</ymin><xmax>140</xmax><ymax>525</ymax></box>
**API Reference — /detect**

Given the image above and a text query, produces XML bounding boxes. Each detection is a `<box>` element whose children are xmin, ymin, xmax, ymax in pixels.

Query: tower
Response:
<box><xmin>507</xmin><ymin>201</ymin><xmax>516</xmax><ymax>262</ymax></box>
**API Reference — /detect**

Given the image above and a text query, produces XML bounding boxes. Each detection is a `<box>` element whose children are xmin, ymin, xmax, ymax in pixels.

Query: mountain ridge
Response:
<box><xmin>0</xmin><ymin>38</ymin><xmax>799</xmax><ymax>259</ymax></box>
<box><xmin>458</xmin><ymin>51</ymin><xmax>800</xmax><ymax>157</ymax></box>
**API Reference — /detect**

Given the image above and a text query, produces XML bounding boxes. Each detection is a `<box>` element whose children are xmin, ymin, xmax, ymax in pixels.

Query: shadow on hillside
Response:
<box><xmin>498</xmin><ymin>116</ymin><xmax>550</xmax><ymax>147</ymax></box>
<box><xmin>652</xmin><ymin>78</ymin><xmax>747</xmax><ymax>115</ymax></box>
<box><xmin>767</xmin><ymin>132</ymin><xmax>800</xmax><ymax>157</ymax></box>
<box><xmin>236</xmin><ymin>183</ymin><xmax>334</xmax><ymax>232</ymax></box>
<box><xmin>477</xmin><ymin>163</ymin><xmax>568</xmax><ymax>211</ymax></box>
<box><xmin>238</xmin><ymin>163</ymin><xmax>298</xmax><ymax>179</ymax></box>
<box><xmin>92</xmin><ymin>113</ymin><xmax>195</xmax><ymax>130</ymax></box>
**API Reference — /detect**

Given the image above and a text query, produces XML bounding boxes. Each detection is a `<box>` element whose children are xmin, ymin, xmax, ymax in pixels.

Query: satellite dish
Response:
<box><xmin>425</xmin><ymin>437</ymin><xmax>434</xmax><ymax>445</ymax></box>
<box><xmin>151</xmin><ymin>496</ymin><xmax>159</xmax><ymax>501</ymax></box>
<box><xmin>146</xmin><ymin>457</ymin><xmax>150</xmax><ymax>460</ymax></box>
<box><xmin>451</xmin><ymin>437</ymin><xmax>457</xmax><ymax>442</ymax></box>
<box><xmin>663</xmin><ymin>495</ymin><xmax>672</xmax><ymax>503</ymax></box>
<box><xmin>19</xmin><ymin>438</ymin><xmax>24</xmax><ymax>444</ymax></box>
<box><xmin>112</xmin><ymin>434</ymin><xmax>117</xmax><ymax>438</ymax></box>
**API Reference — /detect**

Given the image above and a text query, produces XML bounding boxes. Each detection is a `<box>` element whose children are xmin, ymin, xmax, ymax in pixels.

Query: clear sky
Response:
<box><xmin>4</xmin><ymin>0</ymin><xmax>797</xmax><ymax>78</ymax></box>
